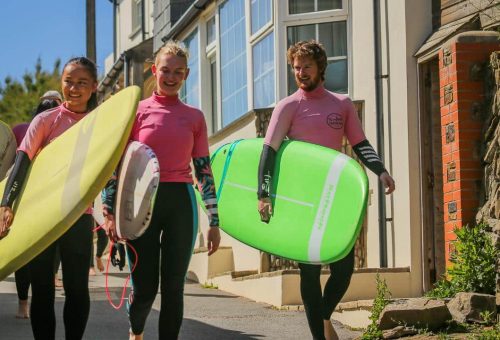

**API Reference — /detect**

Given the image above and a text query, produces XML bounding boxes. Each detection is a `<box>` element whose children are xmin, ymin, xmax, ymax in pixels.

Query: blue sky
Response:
<box><xmin>0</xmin><ymin>1</ymin><xmax>113</xmax><ymax>85</ymax></box>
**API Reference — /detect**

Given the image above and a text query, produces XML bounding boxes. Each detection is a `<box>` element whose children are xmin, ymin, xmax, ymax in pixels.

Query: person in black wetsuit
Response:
<box><xmin>257</xmin><ymin>40</ymin><xmax>395</xmax><ymax>340</ymax></box>
<box><xmin>11</xmin><ymin>95</ymin><xmax>61</xmax><ymax>319</ymax></box>
<box><xmin>0</xmin><ymin>57</ymin><xmax>99</xmax><ymax>340</ymax></box>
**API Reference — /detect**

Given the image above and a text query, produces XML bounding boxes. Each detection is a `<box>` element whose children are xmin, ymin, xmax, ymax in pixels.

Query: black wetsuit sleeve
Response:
<box><xmin>257</xmin><ymin>144</ymin><xmax>277</xmax><ymax>199</ymax></box>
<box><xmin>352</xmin><ymin>139</ymin><xmax>387</xmax><ymax>177</ymax></box>
<box><xmin>1</xmin><ymin>151</ymin><xmax>31</xmax><ymax>208</ymax></box>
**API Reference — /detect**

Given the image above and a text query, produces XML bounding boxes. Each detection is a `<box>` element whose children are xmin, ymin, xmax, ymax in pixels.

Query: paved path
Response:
<box><xmin>0</xmin><ymin>267</ymin><xmax>362</xmax><ymax>339</ymax></box>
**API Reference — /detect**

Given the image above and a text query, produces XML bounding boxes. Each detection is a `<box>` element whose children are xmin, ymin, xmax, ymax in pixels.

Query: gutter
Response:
<box><xmin>97</xmin><ymin>53</ymin><xmax>125</xmax><ymax>94</ymax></box>
<box><xmin>141</xmin><ymin>0</ymin><xmax>146</xmax><ymax>41</ymax></box>
<box><xmin>373</xmin><ymin>0</ymin><xmax>388</xmax><ymax>267</ymax></box>
<box><xmin>107</xmin><ymin>0</ymin><xmax>117</xmax><ymax>62</ymax></box>
<box><xmin>159</xmin><ymin>0</ymin><xmax>211</xmax><ymax>50</ymax></box>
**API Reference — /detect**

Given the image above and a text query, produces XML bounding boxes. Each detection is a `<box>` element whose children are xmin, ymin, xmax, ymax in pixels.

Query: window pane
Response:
<box><xmin>253</xmin><ymin>32</ymin><xmax>275</xmax><ymax>108</ymax></box>
<box><xmin>207</xmin><ymin>16</ymin><xmax>216</xmax><ymax>45</ymax></box>
<box><xmin>132</xmin><ymin>0</ymin><xmax>142</xmax><ymax>30</ymax></box>
<box><xmin>220</xmin><ymin>0</ymin><xmax>248</xmax><ymax>126</ymax></box>
<box><xmin>180</xmin><ymin>29</ymin><xmax>200</xmax><ymax>108</ymax></box>
<box><xmin>289</xmin><ymin>0</ymin><xmax>342</xmax><ymax>14</ymax></box>
<box><xmin>251</xmin><ymin>0</ymin><xmax>272</xmax><ymax>34</ymax></box>
<box><xmin>319</xmin><ymin>22</ymin><xmax>347</xmax><ymax>57</ymax></box>
<box><xmin>325</xmin><ymin>59</ymin><xmax>347</xmax><ymax>93</ymax></box>
<box><xmin>289</xmin><ymin>0</ymin><xmax>314</xmax><ymax>14</ymax></box>
<box><xmin>318</xmin><ymin>0</ymin><xmax>342</xmax><ymax>11</ymax></box>
<box><xmin>287</xmin><ymin>24</ymin><xmax>315</xmax><ymax>48</ymax></box>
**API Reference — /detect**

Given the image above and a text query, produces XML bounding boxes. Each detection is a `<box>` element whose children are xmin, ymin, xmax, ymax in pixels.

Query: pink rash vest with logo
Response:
<box><xmin>264</xmin><ymin>85</ymin><xmax>366</xmax><ymax>151</ymax></box>
<box><xmin>130</xmin><ymin>92</ymin><xmax>210</xmax><ymax>183</ymax></box>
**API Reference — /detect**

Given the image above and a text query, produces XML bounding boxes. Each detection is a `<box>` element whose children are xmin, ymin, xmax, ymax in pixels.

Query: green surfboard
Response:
<box><xmin>204</xmin><ymin>138</ymin><xmax>368</xmax><ymax>264</ymax></box>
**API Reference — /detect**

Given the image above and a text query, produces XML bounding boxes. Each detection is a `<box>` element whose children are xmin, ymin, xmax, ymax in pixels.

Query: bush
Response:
<box><xmin>426</xmin><ymin>222</ymin><xmax>497</xmax><ymax>298</ymax></box>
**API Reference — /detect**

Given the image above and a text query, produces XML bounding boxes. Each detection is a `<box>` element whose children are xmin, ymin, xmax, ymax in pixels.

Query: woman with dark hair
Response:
<box><xmin>0</xmin><ymin>57</ymin><xmax>98</xmax><ymax>340</ymax></box>
<box><xmin>11</xmin><ymin>95</ymin><xmax>61</xmax><ymax>319</ymax></box>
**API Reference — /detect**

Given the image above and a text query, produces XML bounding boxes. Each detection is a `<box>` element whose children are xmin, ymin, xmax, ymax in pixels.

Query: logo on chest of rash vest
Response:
<box><xmin>326</xmin><ymin>113</ymin><xmax>343</xmax><ymax>129</ymax></box>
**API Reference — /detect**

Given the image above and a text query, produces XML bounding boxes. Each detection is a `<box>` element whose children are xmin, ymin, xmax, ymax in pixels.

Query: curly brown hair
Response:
<box><xmin>287</xmin><ymin>40</ymin><xmax>327</xmax><ymax>80</ymax></box>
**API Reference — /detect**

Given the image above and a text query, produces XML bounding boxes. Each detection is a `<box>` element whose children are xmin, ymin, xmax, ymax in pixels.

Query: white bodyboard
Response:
<box><xmin>115</xmin><ymin>141</ymin><xmax>160</xmax><ymax>240</ymax></box>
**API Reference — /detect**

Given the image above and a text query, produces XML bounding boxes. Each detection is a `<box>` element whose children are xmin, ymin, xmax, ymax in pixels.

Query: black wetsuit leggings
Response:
<box><xmin>16</xmin><ymin>243</ymin><xmax>65</xmax><ymax>301</ymax></box>
<box><xmin>299</xmin><ymin>248</ymin><xmax>355</xmax><ymax>340</ymax></box>
<box><xmin>29</xmin><ymin>214</ymin><xmax>93</xmax><ymax>340</ymax></box>
<box><xmin>127</xmin><ymin>183</ymin><xmax>197</xmax><ymax>338</ymax></box>
<box><xmin>15</xmin><ymin>264</ymin><xmax>30</xmax><ymax>300</ymax></box>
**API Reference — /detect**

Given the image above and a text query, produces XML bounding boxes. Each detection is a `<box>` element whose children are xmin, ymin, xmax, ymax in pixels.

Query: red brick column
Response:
<box><xmin>439</xmin><ymin>37</ymin><xmax>499</xmax><ymax>266</ymax></box>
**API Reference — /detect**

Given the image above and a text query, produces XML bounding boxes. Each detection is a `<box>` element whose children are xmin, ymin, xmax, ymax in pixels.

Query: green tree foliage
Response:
<box><xmin>0</xmin><ymin>58</ymin><xmax>61</xmax><ymax>126</ymax></box>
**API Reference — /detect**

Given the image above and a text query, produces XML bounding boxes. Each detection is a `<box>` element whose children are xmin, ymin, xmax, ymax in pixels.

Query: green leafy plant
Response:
<box><xmin>201</xmin><ymin>281</ymin><xmax>218</xmax><ymax>289</ymax></box>
<box><xmin>425</xmin><ymin>276</ymin><xmax>455</xmax><ymax>299</ymax></box>
<box><xmin>426</xmin><ymin>222</ymin><xmax>497</xmax><ymax>298</ymax></box>
<box><xmin>361</xmin><ymin>274</ymin><xmax>392</xmax><ymax>339</ymax></box>
<box><xmin>467</xmin><ymin>321</ymin><xmax>500</xmax><ymax>339</ymax></box>
<box><xmin>479</xmin><ymin>311</ymin><xmax>495</xmax><ymax>325</ymax></box>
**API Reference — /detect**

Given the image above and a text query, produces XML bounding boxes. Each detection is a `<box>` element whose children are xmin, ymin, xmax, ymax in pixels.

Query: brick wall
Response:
<box><xmin>439</xmin><ymin>39</ymin><xmax>499</xmax><ymax>265</ymax></box>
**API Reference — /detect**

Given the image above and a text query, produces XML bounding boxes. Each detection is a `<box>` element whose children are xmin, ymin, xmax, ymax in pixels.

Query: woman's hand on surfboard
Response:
<box><xmin>258</xmin><ymin>198</ymin><xmax>273</xmax><ymax>224</ymax></box>
<box><xmin>0</xmin><ymin>206</ymin><xmax>14</xmax><ymax>237</ymax></box>
<box><xmin>379</xmin><ymin>172</ymin><xmax>395</xmax><ymax>195</ymax></box>
<box><xmin>207</xmin><ymin>227</ymin><xmax>221</xmax><ymax>256</ymax></box>
<box><xmin>103</xmin><ymin>214</ymin><xmax>118</xmax><ymax>242</ymax></box>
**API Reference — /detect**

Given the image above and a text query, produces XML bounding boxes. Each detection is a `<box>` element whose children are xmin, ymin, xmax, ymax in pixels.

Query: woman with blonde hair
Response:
<box><xmin>103</xmin><ymin>40</ymin><xmax>221</xmax><ymax>339</ymax></box>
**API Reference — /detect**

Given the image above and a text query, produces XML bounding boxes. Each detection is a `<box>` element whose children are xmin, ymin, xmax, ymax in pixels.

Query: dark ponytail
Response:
<box><xmin>63</xmin><ymin>57</ymin><xmax>98</xmax><ymax>111</ymax></box>
<box><xmin>33</xmin><ymin>99</ymin><xmax>59</xmax><ymax>117</ymax></box>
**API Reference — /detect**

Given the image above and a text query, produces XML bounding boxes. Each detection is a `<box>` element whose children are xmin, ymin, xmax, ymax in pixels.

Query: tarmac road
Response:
<box><xmin>0</xmin><ymin>268</ymin><xmax>362</xmax><ymax>339</ymax></box>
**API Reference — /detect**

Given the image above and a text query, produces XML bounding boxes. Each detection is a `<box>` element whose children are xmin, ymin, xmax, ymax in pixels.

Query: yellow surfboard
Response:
<box><xmin>0</xmin><ymin>120</ymin><xmax>16</xmax><ymax>180</ymax></box>
<box><xmin>0</xmin><ymin>86</ymin><xmax>140</xmax><ymax>280</ymax></box>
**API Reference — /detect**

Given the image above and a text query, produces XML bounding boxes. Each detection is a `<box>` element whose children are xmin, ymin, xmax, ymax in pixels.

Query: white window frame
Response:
<box><xmin>285</xmin><ymin>0</ymin><xmax>348</xmax><ymax>19</ymax></box>
<box><xmin>201</xmin><ymin>8</ymin><xmax>221</xmax><ymax>134</ymax></box>
<box><xmin>247</xmin><ymin>0</ymin><xmax>276</xmax><ymax>110</ymax></box>
<box><xmin>206</xmin><ymin>15</ymin><xmax>217</xmax><ymax>52</ymax></box>
<box><xmin>250</xmin><ymin>0</ymin><xmax>274</xmax><ymax>41</ymax></box>
<box><xmin>179</xmin><ymin>24</ymin><xmax>201</xmax><ymax>108</ymax></box>
<box><xmin>131</xmin><ymin>0</ymin><xmax>143</xmax><ymax>38</ymax></box>
<box><xmin>249</xmin><ymin>30</ymin><xmax>276</xmax><ymax>109</ymax></box>
<box><xmin>218</xmin><ymin>0</ymin><xmax>249</xmax><ymax>127</ymax></box>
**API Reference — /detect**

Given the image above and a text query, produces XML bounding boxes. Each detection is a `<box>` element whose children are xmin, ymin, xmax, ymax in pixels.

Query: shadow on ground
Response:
<box><xmin>180</xmin><ymin>318</ymin><xmax>265</xmax><ymax>339</ymax></box>
<box><xmin>0</xmin><ymin>293</ymin><xmax>265</xmax><ymax>339</ymax></box>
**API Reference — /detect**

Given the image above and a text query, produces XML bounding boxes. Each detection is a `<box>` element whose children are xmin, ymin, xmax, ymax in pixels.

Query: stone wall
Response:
<box><xmin>476</xmin><ymin>51</ymin><xmax>500</xmax><ymax>295</ymax></box>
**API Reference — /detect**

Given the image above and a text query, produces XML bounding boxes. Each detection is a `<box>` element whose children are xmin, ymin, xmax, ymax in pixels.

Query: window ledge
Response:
<box><xmin>128</xmin><ymin>26</ymin><xmax>142</xmax><ymax>39</ymax></box>
<box><xmin>208</xmin><ymin>109</ymin><xmax>261</xmax><ymax>146</ymax></box>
